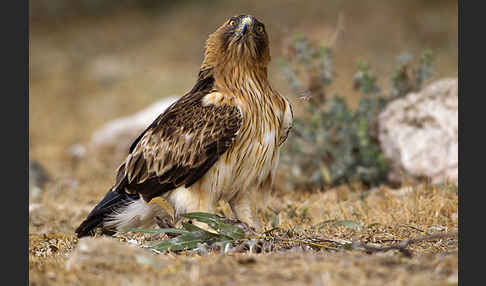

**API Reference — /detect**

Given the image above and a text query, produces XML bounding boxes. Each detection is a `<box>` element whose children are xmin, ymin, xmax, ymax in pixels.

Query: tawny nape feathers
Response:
<box><xmin>75</xmin><ymin>14</ymin><xmax>293</xmax><ymax>238</ymax></box>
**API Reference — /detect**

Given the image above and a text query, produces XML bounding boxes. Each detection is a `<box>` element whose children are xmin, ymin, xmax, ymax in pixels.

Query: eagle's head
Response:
<box><xmin>219</xmin><ymin>14</ymin><xmax>270</xmax><ymax>63</ymax></box>
<box><xmin>202</xmin><ymin>14</ymin><xmax>271</xmax><ymax>72</ymax></box>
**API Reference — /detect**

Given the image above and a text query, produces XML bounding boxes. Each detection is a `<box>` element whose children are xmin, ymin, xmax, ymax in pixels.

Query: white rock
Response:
<box><xmin>89</xmin><ymin>96</ymin><xmax>179</xmax><ymax>154</ymax></box>
<box><xmin>67</xmin><ymin>143</ymin><xmax>87</xmax><ymax>160</ymax></box>
<box><xmin>378</xmin><ymin>78</ymin><xmax>458</xmax><ymax>184</ymax></box>
<box><xmin>29</xmin><ymin>203</ymin><xmax>41</xmax><ymax>213</ymax></box>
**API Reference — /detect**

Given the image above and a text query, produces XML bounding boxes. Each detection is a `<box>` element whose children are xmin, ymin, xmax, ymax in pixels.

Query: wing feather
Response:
<box><xmin>114</xmin><ymin>90</ymin><xmax>242</xmax><ymax>202</ymax></box>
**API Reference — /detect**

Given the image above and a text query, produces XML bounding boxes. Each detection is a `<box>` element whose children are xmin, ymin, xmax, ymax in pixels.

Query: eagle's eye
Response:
<box><xmin>257</xmin><ymin>25</ymin><xmax>264</xmax><ymax>34</ymax></box>
<box><xmin>228</xmin><ymin>19</ymin><xmax>237</xmax><ymax>27</ymax></box>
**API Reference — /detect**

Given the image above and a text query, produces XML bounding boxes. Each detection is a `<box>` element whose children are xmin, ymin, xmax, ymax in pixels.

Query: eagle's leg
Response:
<box><xmin>166</xmin><ymin>186</ymin><xmax>219</xmax><ymax>233</ymax></box>
<box><xmin>154</xmin><ymin>215</ymin><xmax>182</xmax><ymax>238</ymax></box>
<box><xmin>154</xmin><ymin>215</ymin><xmax>174</xmax><ymax>229</ymax></box>
<box><xmin>228</xmin><ymin>190</ymin><xmax>261</xmax><ymax>232</ymax></box>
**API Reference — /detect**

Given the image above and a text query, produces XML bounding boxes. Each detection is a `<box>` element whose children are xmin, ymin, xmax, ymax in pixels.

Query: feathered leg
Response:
<box><xmin>228</xmin><ymin>188</ymin><xmax>262</xmax><ymax>231</ymax></box>
<box><xmin>165</xmin><ymin>186</ymin><xmax>218</xmax><ymax>232</ymax></box>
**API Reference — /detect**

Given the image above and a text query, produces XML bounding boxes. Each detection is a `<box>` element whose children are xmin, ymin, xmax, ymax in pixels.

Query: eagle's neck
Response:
<box><xmin>199</xmin><ymin>61</ymin><xmax>271</xmax><ymax>101</ymax></box>
<box><xmin>221</xmin><ymin>63</ymin><xmax>267</xmax><ymax>88</ymax></box>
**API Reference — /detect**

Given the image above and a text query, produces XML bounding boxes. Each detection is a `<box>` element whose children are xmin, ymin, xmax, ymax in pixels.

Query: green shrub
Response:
<box><xmin>279</xmin><ymin>35</ymin><xmax>434</xmax><ymax>190</ymax></box>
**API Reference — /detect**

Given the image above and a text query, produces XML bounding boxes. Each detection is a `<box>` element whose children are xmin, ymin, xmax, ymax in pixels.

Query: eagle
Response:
<box><xmin>75</xmin><ymin>14</ymin><xmax>293</xmax><ymax>238</ymax></box>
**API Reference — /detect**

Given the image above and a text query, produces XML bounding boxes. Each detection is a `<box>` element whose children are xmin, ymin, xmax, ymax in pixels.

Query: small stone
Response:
<box><xmin>66</xmin><ymin>237</ymin><xmax>165</xmax><ymax>271</ymax></box>
<box><xmin>67</xmin><ymin>143</ymin><xmax>87</xmax><ymax>160</ymax></box>
<box><xmin>29</xmin><ymin>160</ymin><xmax>50</xmax><ymax>200</ymax></box>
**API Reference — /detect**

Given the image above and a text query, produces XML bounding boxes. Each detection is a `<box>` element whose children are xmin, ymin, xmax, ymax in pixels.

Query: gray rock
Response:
<box><xmin>378</xmin><ymin>78</ymin><xmax>458</xmax><ymax>184</ymax></box>
<box><xmin>29</xmin><ymin>160</ymin><xmax>50</xmax><ymax>200</ymax></box>
<box><xmin>89</xmin><ymin>96</ymin><xmax>179</xmax><ymax>154</ymax></box>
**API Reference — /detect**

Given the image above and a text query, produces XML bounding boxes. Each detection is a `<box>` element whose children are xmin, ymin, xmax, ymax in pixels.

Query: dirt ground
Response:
<box><xmin>29</xmin><ymin>183</ymin><xmax>458</xmax><ymax>286</ymax></box>
<box><xmin>29</xmin><ymin>1</ymin><xmax>458</xmax><ymax>285</ymax></box>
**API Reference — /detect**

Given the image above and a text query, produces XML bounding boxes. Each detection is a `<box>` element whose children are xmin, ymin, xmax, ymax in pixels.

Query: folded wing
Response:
<box><xmin>113</xmin><ymin>90</ymin><xmax>242</xmax><ymax>202</ymax></box>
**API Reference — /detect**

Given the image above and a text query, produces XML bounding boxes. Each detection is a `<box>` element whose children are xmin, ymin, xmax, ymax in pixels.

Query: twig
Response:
<box><xmin>328</xmin><ymin>12</ymin><xmax>345</xmax><ymax>47</ymax></box>
<box><xmin>399</xmin><ymin>224</ymin><xmax>429</xmax><ymax>234</ymax></box>
<box><xmin>352</xmin><ymin>231</ymin><xmax>458</xmax><ymax>257</ymax></box>
<box><xmin>271</xmin><ymin>237</ymin><xmax>340</xmax><ymax>251</ymax></box>
<box><xmin>408</xmin><ymin>231</ymin><xmax>457</xmax><ymax>244</ymax></box>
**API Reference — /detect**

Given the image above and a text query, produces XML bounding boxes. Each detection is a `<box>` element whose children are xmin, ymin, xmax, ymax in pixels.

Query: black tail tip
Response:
<box><xmin>75</xmin><ymin>217</ymin><xmax>102</xmax><ymax>238</ymax></box>
<box><xmin>74</xmin><ymin>189</ymin><xmax>139</xmax><ymax>238</ymax></box>
<box><xmin>75</xmin><ymin>218</ymin><xmax>117</xmax><ymax>238</ymax></box>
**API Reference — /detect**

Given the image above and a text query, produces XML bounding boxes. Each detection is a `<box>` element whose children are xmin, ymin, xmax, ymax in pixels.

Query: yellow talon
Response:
<box><xmin>149</xmin><ymin>197</ymin><xmax>174</xmax><ymax>214</ymax></box>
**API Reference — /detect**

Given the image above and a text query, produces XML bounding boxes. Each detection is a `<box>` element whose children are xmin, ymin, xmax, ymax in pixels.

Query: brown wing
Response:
<box><xmin>113</xmin><ymin>90</ymin><xmax>242</xmax><ymax>202</ymax></box>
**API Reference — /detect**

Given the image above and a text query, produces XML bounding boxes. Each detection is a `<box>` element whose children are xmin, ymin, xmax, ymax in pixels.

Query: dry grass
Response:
<box><xmin>29</xmin><ymin>1</ymin><xmax>457</xmax><ymax>285</ymax></box>
<box><xmin>29</xmin><ymin>183</ymin><xmax>458</xmax><ymax>286</ymax></box>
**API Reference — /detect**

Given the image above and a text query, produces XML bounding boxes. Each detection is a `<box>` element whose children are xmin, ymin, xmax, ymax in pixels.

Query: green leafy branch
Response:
<box><xmin>129</xmin><ymin>212</ymin><xmax>245</xmax><ymax>252</ymax></box>
<box><xmin>128</xmin><ymin>212</ymin><xmax>456</xmax><ymax>257</ymax></box>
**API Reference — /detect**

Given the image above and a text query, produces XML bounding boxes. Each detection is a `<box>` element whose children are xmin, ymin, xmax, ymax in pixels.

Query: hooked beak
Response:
<box><xmin>237</xmin><ymin>16</ymin><xmax>252</xmax><ymax>37</ymax></box>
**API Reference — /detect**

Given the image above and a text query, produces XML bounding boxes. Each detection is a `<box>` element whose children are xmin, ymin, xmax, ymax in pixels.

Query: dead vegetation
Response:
<box><xmin>30</xmin><ymin>181</ymin><xmax>458</xmax><ymax>285</ymax></box>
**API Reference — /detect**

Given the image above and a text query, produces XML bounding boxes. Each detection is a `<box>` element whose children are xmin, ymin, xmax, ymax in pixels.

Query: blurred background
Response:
<box><xmin>29</xmin><ymin>0</ymin><xmax>458</xmax><ymax>197</ymax></box>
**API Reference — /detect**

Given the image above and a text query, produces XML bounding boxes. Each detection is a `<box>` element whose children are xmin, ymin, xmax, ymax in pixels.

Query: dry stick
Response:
<box><xmin>273</xmin><ymin>237</ymin><xmax>341</xmax><ymax>251</ymax></box>
<box><xmin>249</xmin><ymin>231</ymin><xmax>457</xmax><ymax>254</ymax></box>
<box><xmin>328</xmin><ymin>12</ymin><xmax>345</xmax><ymax>48</ymax></box>
<box><xmin>399</xmin><ymin>224</ymin><xmax>429</xmax><ymax>234</ymax></box>
<box><xmin>353</xmin><ymin>231</ymin><xmax>458</xmax><ymax>256</ymax></box>
<box><xmin>244</xmin><ymin>235</ymin><xmax>340</xmax><ymax>251</ymax></box>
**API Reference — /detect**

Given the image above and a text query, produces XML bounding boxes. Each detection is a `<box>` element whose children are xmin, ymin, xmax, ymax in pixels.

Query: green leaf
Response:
<box><xmin>332</xmin><ymin>220</ymin><xmax>363</xmax><ymax>231</ymax></box>
<box><xmin>181</xmin><ymin>212</ymin><xmax>245</xmax><ymax>240</ymax></box>
<box><xmin>181</xmin><ymin>222</ymin><xmax>205</xmax><ymax>232</ymax></box>
<box><xmin>271</xmin><ymin>214</ymin><xmax>280</xmax><ymax>228</ymax></box>
<box><xmin>151</xmin><ymin>228</ymin><xmax>221</xmax><ymax>252</ymax></box>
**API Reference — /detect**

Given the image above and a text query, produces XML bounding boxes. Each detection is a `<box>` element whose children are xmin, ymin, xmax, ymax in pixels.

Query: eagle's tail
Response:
<box><xmin>75</xmin><ymin>189</ymin><xmax>161</xmax><ymax>238</ymax></box>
